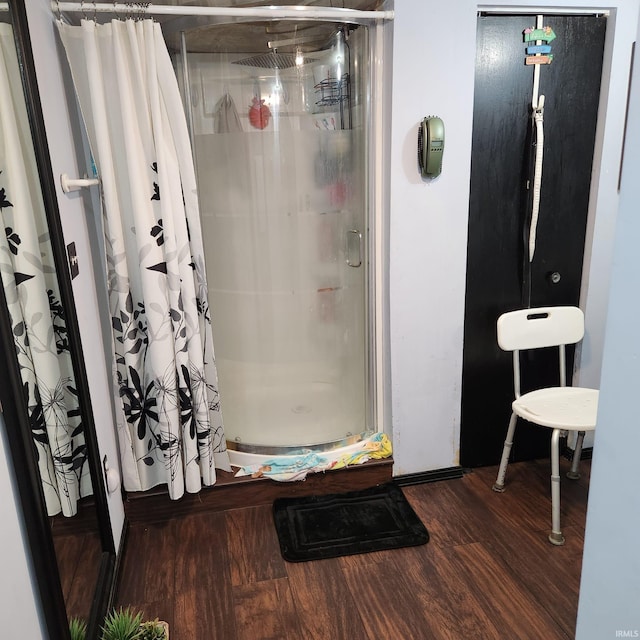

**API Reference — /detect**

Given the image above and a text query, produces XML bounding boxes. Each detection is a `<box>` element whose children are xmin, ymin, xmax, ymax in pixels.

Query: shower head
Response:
<box><xmin>232</xmin><ymin>52</ymin><xmax>313</xmax><ymax>69</ymax></box>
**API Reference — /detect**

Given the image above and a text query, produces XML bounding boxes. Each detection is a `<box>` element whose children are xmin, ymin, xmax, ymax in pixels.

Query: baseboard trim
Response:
<box><xmin>394</xmin><ymin>466</ymin><xmax>465</xmax><ymax>487</ymax></box>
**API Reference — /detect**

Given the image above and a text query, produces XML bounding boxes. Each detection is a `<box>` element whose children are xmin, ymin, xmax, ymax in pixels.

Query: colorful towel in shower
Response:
<box><xmin>332</xmin><ymin>433</ymin><xmax>392</xmax><ymax>470</ymax></box>
<box><xmin>236</xmin><ymin>452</ymin><xmax>331</xmax><ymax>482</ymax></box>
<box><xmin>234</xmin><ymin>434</ymin><xmax>393</xmax><ymax>482</ymax></box>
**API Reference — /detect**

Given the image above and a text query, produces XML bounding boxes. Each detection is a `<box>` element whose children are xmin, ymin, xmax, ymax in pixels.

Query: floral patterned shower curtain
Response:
<box><xmin>0</xmin><ymin>23</ymin><xmax>91</xmax><ymax>516</ymax></box>
<box><xmin>58</xmin><ymin>19</ymin><xmax>230</xmax><ymax>499</ymax></box>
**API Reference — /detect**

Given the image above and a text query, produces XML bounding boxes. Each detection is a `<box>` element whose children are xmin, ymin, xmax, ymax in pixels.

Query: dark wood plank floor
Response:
<box><xmin>115</xmin><ymin>457</ymin><xmax>590</xmax><ymax>640</ymax></box>
<box><xmin>51</xmin><ymin>499</ymin><xmax>103</xmax><ymax>621</ymax></box>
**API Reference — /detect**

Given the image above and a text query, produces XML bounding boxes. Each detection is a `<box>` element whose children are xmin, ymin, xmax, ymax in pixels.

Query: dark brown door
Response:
<box><xmin>460</xmin><ymin>14</ymin><xmax>607</xmax><ymax>468</ymax></box>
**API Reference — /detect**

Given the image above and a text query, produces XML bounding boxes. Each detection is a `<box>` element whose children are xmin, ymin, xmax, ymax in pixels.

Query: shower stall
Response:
<box><xmin>165</xmin><ymin>5</ymin><xmax>389</xmax><ymax>461</ymax></box>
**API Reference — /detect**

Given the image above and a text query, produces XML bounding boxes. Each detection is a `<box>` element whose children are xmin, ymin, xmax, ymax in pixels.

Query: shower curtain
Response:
<box><xmin>58</xmin><ymin>19</ymin><xmax>230</xmax><ymax>499</ymax></box>
<box><xmin>0</xmin><ymin>23</ymin><xmax>91</xmax><ymax>516</ymax></box>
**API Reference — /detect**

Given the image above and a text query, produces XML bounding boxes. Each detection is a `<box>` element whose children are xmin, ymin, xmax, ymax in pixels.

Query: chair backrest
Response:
<box><xmin>497</xmin><ymin>306</ymin><xmax>584</xmax><ymax>352</ymax></box>
<box><xmin>497</xmin><ymin>306</ymin><xmax>585</xmax><ymax>397</ymax></box>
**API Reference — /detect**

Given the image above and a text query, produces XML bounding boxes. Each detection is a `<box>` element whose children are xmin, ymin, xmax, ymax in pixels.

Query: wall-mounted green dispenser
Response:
<box><xmin>418</xmin><ymin>116</ymin><xmax>445</xmax><ymax>178</ymax></box>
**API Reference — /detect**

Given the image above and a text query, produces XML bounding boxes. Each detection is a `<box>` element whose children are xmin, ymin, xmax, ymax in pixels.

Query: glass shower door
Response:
<box><xmin>184</xmin><ymin>24</ymin><xmax>370</xmax><ymax>450</ymax></box>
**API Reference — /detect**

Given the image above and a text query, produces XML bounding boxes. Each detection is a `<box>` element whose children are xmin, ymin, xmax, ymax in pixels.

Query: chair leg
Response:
<box><xmin>567</xmin><ymin>431</ymin><xmax>586</xmax><ymax>480</ymax></box>
<box><xmin>549</xmin><ymin>428</ymin><xmax>565</xmax><ymax>546</ymax></box>
<box><xmin>493</xmin><ymin>412</ymin><xmax>517</xmax><ymax>492</ymax></box>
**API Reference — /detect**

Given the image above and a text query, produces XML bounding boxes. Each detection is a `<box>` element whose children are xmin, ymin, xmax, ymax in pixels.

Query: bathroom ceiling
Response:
<box><xmin>139</xmin><ymin>0</ymin><xmax>389</xmax><ymax>54</ymax></box>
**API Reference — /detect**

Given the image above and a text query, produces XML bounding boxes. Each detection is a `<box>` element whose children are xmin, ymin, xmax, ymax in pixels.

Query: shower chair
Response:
<box><xmin>491</xmin><ymin>306</ymin><xmax>598</xmax><ymax>545</ymax></box>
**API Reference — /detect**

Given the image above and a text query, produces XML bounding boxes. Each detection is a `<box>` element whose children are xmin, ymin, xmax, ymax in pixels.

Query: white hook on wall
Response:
<box><xmin>60</xmin><ymin>173</ymin><xmax>100</xmax><ymax>193</ymax></box>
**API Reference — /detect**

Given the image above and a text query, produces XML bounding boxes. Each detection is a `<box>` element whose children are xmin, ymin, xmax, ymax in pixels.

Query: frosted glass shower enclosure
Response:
<box><xmin>176</xmin><ymin>20</ymin><xmax>373</xmax><ymax>453</ymax></box>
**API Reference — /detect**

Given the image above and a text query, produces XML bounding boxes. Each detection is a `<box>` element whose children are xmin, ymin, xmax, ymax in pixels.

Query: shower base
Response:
<box><xmin>227</xmin><ymin>432</ymin><xmax>379</xmax><ymax>469</ymax></box>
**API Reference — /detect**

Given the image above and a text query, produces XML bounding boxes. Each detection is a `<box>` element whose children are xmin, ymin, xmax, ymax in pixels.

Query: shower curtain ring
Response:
<box><xmin>137</xmin><ymin>2</ymin><xmax>150</xmax><ymax>21</ymax></box>
<box><xmin>80</xmin><ymin>1</ymin><xmax>97</xmax><ymax>22</ymax></box>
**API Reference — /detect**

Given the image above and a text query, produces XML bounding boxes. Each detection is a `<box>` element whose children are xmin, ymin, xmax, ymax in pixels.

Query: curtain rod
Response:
<box><xmin>52</xmin><ymin>2</ymin><xmax>394</xmax><ymax>22</ymax></box>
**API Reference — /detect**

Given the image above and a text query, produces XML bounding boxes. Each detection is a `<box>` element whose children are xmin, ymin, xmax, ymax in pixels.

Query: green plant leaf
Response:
<box><xmin>135</xmin><ymin>619</ymin><xmax>168</xmax><ymax>640</ymax></box>
<box><xmin>101</xmin><ymin>607</ymin><xmax>144</xmax><ymax>640</ymax></box>
<box><xmin>69</xmin><ymin>617</ymin><xmax>87</xmax><ymax>640</ymax></box>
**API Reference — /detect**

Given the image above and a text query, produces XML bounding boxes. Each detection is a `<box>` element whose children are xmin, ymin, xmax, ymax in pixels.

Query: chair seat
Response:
<box><xmin>513</xmin><ymin>387</ymin><xmax>598</xmax><ymax>430</ymax></box>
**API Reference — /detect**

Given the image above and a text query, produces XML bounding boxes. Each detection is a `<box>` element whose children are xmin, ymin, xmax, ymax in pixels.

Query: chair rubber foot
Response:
<box><xmin>566</xmin><ymin>470</ymin><xmax>581</xmax><ymax>480</ymax></box>
<box><xmin>548</xmin><ymin>532</ymin><xmax>565</xmax><ymax>546</ymax></box>
<box><xmin>492</xmin><ymin>483</ymin><xmax>506</xmax><ymax>493</ymax></box>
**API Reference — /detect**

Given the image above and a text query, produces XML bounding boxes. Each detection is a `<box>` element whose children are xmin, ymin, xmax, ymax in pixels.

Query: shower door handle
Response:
<box><xmin>346</xmin><ymin>229</ymin><xmax>362</xmax><ymax>268</ymax></box>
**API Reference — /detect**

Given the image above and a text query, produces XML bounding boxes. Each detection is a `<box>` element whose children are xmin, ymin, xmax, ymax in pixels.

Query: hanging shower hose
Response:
<box><xmin>529</xmin><ymin>94</ymin><xmax>545</xmax><ymax>262</ymax></box>
<box><xmin>528</xmin><ymin>14</ymin><xmax>546</xmax><ymax>264</ymax></box>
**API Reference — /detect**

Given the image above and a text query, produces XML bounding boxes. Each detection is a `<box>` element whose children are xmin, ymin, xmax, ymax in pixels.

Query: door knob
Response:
<box><xmin>547</xmin><ymin>271</ymin><xmax>561</xmax><ymax>284</ymax></box>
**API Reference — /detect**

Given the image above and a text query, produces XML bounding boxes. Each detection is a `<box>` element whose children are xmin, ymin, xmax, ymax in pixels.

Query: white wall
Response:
<box><xmin>576</xmin><ymin>10</ymin><xmax>640</xmax><ymax>637</ymax></box>
<box><xmin>0</xmin><ymin>416</ymin><xmax>46</xmax><ymax>639</ymax></box>
<box><xmin>25</xmin><ymin>0</ymin><xmax>125</xmax><ymax>549</ymax></box>
<box><xmin>389</xmin><ymin>0</ymin><xmax>639</xmax><ymax>475</ymax></box>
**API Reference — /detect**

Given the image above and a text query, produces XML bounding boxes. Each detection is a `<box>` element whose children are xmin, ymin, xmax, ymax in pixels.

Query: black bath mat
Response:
<box><xmin>272</xmin><ymin>482</ymin><xmax>429</xmax><ymax>562</ymax></box>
